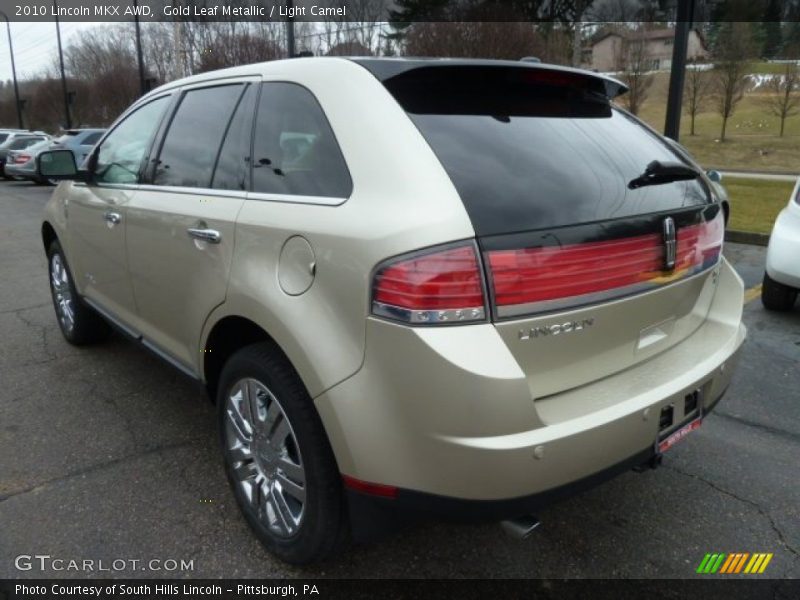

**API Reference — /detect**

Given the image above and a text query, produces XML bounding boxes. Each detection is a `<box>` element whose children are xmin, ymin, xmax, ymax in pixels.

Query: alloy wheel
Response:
<box><xmin>50</xmin><ymin>253</ymin><xmax>75</xmax><ymax>333</ymax></box>
<box><xmin>224</xmin><ymin>378</ymin><xmax>306</xmax><ymax>538</ymax></box>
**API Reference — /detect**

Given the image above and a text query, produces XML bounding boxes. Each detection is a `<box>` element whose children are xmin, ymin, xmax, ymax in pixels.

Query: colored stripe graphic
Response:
<box><xmin>710</xmin><ymin>554</ymin><xmax>726</xmax><ymax>573</ymax></box>
<box><xmin>734</xmin><ymin>553</ymin><xmax>749</xmax><ymax>573</ymax></box>
<box><xmin>700</xmin><ymin>553</ymin><xmax>774</xmax><ymax>574</ymax></box>
<box><xmin>720</xmin><ymin>554</ymin><xmax>736</xmax><ymax>573</ymax></box>
<box><xmin>697</xmin><ymin>554</ymin><xmax>713</xmax><ymax>573</ymax></box>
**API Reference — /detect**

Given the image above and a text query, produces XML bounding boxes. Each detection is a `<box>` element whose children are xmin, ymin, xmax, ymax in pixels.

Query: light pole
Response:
<box><xmin>285</xmin><ymin>0</ymin><xmax>295</xmax><ymax>58</ymax></box>
<box><xmin>54</xmin><ymin>0</ymin><xmax>72</xmax><ymax>129</ymax></box>
<box><xmin>0</xmin><ymin>11</ymin><xmax>23</xmax><ymax>129</ymax></box>
<box><xmin>664</xmin><ymin>0</ymin><xmax>696</xmax><ymax>141</ymax></box>
<box><xmin>133</xmin><ymin>0</ymin><xmax>145</xmax><ymax>96</ymax></box>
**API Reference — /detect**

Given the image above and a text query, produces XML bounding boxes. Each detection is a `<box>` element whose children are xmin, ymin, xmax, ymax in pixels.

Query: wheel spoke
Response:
<box><xmin>262</xmin><ymin>393</ymin><xmax>281</xmax><ymax>432</ymax></box>
<box><xmin>270</xmin><ymin>416</ymin><xmax>291</xmax><ymax>449</ymax></box>
<box><xmin>269</xmin><ymin>485</ymin><xmax>296</xmax><ymax>535</ymax></box>
<box><xmin>276</xmin><ymin>471</ymin><xmax>305</xmax><ymax>502</ymax></box>
<box><xmin>245</xmin><ymin>380</ymin><xmax>263</xmax><ymax>427</ymax></box>
<box><xmin>277</xmin><ymin>456</ymin><xmax>304</xmax><ymax>483</ymax></box>
<box><xmin>227</xmin><ymin>384</ymin><xmax>254</xmax><ymax>443</ymax></box>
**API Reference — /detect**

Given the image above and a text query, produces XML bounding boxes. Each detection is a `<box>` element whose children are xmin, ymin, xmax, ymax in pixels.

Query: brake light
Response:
<box><xmin>487</xmin><ymin>212</ymin><xmax>724</xmax><ymax>317</ymax></box>
<box><xmin>371</xmin><ymin>243</ymin><xmax>486</xmax><ymax>324</ymax></box>
<box><xmin>14</xmin><ymin>154</ymin><xmax>30</xmax><ymax>164</ymax></box>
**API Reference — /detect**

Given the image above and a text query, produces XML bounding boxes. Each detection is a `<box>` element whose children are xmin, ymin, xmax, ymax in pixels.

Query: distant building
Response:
<box><xmin>588</xmin><ymin>28</ymin><xmax>708</xmax><ymax>72</ymax></box>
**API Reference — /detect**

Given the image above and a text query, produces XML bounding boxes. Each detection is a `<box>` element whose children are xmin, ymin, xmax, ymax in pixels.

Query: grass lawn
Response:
<box><xmin>724</xmin><ymin>177</ymin><xmax>795</xmax><ymax>234</ymax></box>
<box><xmin>634</xmin><ymin>73</ymin><xmax>800</xmax><ymax>174</ymax></box>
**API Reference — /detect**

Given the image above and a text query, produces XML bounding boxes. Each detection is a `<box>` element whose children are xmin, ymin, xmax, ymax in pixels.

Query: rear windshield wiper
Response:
<box><xmin>628</xmin><ymin>160</ymin><xmax>700</xmax><ymax>190</ymax></box>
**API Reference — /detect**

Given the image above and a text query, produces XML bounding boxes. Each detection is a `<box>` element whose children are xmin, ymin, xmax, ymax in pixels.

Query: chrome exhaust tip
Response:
<box><xmin>500</xmin><ymin>515</ymin><xmax>541</xmax><ymax>540</ymax></box>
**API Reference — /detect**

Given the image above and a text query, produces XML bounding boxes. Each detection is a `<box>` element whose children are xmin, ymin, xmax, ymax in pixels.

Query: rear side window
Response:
<box><xmin>81</xmin><ymin>132</ymin><xmax>103</xmax><ymax>146</ymax></box>
<box><xmin>385</xmin><ymin>67</ymin><xmax>710</xmax><ymax>237</ymax></box>
<box><xmin>252</xmin><ymin>82</ymin><xmax>351</xmax><ymax>198</ymax></box>
<box><xmin>154</xmin><ymin>84</ymin><xmax>243</xmax><ymax>188</ymax></box>
<box><xmin>9</xmin><ymin>138</ymin><xmax>40</xmax><ymax>149</ymax></box>
<box><xmin>211</xmin><ymin>84</ymin><xmax>256</xmax><ymax>191</ymax></box>
<box><xmin>0</xmin><ymin>134</ymin><xmax>8</xmax><ymax>143</ymax></box>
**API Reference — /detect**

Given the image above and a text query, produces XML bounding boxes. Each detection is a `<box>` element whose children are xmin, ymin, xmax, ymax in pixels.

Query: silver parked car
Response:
<box><xmin>5</xmin><ymin>139</ymin><xmax>54</xmax><ymax>184</ymax></box>
<box><xmin>0</xmin><ymin>134</ymin><xmax>51</xmax><ymax>178</ymax></box>
<box><xmin>50</xmin><ymin>128</ymin><xmax>105</xmax><ymax>167</ymax></box>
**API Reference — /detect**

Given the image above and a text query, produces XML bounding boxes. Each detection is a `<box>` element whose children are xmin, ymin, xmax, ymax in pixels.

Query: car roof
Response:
<box><xmin>142</xmin><ymin>56</ymin><xmax>627</xmax><ymax>101</ymax></box>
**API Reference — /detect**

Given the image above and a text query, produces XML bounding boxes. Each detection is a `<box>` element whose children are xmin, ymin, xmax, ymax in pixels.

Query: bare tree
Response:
<box><xmin>683</xmin><ymin>59</ymin><xmax>711</xmax><ymax>135</ymax></box>
<box><xmin>712</xmin><ymin>23</ymin><xmax>755</xmax><ymax>142</ymax></box>
<box><xmin>618</xmin><ymin>33</ymin><xmax>654</xmax><ymax>115</ymax></box>
<box><xmin>763</xmin><ymin>63</ymin><xmax>800</xmax><ymax>137</ymax></box>
<box><xmin>403</xmin><ymin>22</ymin><xmax>544</xmax><ymax>60</ymax></box>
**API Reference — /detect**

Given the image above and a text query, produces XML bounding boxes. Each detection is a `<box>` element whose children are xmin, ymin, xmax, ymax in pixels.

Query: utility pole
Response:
<box><xmin>54</xmin><ymin>0</ymin><xmax>72</xmax><ymax>129</ymax></box>
<box><xmin>0</xmin><ymin>12</ymin><xmax>23</xmax><ymax>128</ymax></box>
<box><xmin>285</xmin><ymin>0</ymin><xmax>295</xmax><ymax>58</ymax></box>
<box><xmin>664</xmin><ymin>0</ymin><xmax>696</xmax><ymax>141</ymax></box>
<box><xmin>134</xmin><ymin>0</ymin><xmax>146</xmax><ymax>96</ymax></box>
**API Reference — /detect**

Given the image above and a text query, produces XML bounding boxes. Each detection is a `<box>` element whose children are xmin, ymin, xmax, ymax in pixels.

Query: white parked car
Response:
<box><xmin>763</xmin><ymin>177</ymin><xmax>800</xmax><ymax>310</ymax></box>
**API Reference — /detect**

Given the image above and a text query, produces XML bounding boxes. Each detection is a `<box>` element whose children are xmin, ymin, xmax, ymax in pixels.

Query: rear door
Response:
<box><xmin>125</xmin><ymin>80</ymin><xmax>256</xmax><ymax>373</ymax></box>
<box><xmin>382</xmin><ymin>65</ymin><xmax>725</xmax><ymax>399</ymax></box>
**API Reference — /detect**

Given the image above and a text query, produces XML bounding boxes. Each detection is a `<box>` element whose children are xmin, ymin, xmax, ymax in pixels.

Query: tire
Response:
<box><xmin>217</xmin><ymin>342</ymin><xmax>347</xmax><ymax>564</ymax></box>
<box><xmin>47</xmin><ymin>240</ymin><xmax>111</xmax><ymax>345</ymax></box>
<box><xmin>761</xmin><ymin>272</ymin><xmax>798</xmax><ymax>311</ymax></box>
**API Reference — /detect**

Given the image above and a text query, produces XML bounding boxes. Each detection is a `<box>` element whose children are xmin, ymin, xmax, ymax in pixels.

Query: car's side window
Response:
<box><xmin>81</xmin><ymin>132</ymin><xmax>103</xmax><ymax>146</ymax></box>
<box><xmin>211</xmin><ymin>84</ymin><xmax>256</xmax><ymax>191</ymax></box>
<box><xmin>252</xmin><ymin>82</ymin><xmax>352</xmax><ymax>198</ymax></box>
<box><xmin>154</xmin><ymin>84</ymin><xmax>244</xmax><ymax>189</ymax></box>
<box><xmin>95</xmin><ymin>96</ymin><xmax>170</xmax><ymax>185</ymax></box>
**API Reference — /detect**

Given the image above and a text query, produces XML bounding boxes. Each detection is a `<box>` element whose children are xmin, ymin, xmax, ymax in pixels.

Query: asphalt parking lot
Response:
<box><xmin>0</xmin><ymin>180</ymin><xmax>798</xmax><ymax>580</ymax></box>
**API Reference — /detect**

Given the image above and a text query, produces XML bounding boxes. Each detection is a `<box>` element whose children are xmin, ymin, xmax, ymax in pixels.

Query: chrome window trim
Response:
<box><xmin>72</xmin><ymin>182</ymin><xmax>343</xmax><ymax>206</ymax></box>
<box><xmin>73</xmin><ymin>182</ymin><xmax>140</xmax><ymax>192</ymax></box>
<box><xmin>247</xmin><ymin>191</ymin><xmax>346</xmax><ymax>206</ymax></box>
<box><xmin>133</xmin><ymin>184</ymin><xmax>249</xmax><ymax>200</ymax></box>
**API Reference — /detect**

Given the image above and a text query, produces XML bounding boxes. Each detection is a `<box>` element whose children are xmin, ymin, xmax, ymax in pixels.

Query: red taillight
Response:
<box><xmin>14</xmin><ymin>154</ymin><xmax>30</xmax><ymax>164</ymax></box>
<box><xmin>487</xmin><ymin>212</ymin><xmax>724</xmax><ymax>316</ymax></box>
<box><xmin>372</xmin><ymin>244</ymin><xmax>486</xmax><ymax>324</ymax></box>
<box><xmin>342</xmin><ymin>475</ymin><xmax>398</xmax><ymax>499</ymax></box>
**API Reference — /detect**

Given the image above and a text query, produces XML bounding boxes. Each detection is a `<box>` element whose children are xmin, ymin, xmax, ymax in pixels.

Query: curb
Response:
<box><xmin>725</xmin><ymin>230</ymin><xmax>770</xmax><ymax>246</ymax></box>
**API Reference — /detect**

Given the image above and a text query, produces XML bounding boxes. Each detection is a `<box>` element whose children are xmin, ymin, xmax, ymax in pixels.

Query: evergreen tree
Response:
<box><xmin>761</xmin><ymin>0</ymin><xmax>783</xmax><ymax>59</ymax></box>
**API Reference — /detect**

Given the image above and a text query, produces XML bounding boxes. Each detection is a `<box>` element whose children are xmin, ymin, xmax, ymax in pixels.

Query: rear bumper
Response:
<box><xmin>316</xmin><ymin>258</ymin><xmax>745</xmax><ymax>503</ymax></box>
<box><xmin>766</xmin><ymin>205</ymin><xmax>800</xmax><ymax>289</ymax></box>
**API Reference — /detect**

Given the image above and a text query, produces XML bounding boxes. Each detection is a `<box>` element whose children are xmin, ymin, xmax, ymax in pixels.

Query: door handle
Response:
<box><xmin>104</xmin><ymin>211</ymin><xmax>121</xmax><ymax>225</ymax></box>
<box><xmin>187</xmin><ymin>227</ymin><xmax>221</xmax><ymax>244</ymax></box>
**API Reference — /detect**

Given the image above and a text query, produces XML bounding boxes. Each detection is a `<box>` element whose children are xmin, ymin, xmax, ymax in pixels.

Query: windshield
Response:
<box><xmin>384</xmin><ymin>67</ymin><xmax>710</xmax><ymax>236</ymax></box>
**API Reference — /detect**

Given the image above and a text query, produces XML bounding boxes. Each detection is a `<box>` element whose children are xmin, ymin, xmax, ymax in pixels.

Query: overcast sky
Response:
<box><xmin>0</xmin><ymin>22</ymin><xmax>97</xmax><ymax>82</ymax></box>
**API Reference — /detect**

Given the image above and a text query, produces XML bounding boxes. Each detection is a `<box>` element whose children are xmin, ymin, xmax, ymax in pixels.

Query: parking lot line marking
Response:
<box><xmin>743</xmin><ymin>284</ymin><xmax>763</xmax><ymax>305</ymax></box>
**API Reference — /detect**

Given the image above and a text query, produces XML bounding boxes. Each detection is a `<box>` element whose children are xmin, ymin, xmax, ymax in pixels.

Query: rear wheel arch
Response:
<box><xmin>203</xmin><ymin>316</ymin><xmax>306</xmax><ymax>403</ymax></box>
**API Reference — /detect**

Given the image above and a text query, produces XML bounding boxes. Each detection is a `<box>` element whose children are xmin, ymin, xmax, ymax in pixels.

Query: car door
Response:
<box><xmin>67</xmin><ymin>95</ymin><xmax>171</xmax><ymax>328</ymax></box>
<box><xmin>125</xmin><ymin>81</ymin><xmax>256</xmax><ymax>373</ymax></box>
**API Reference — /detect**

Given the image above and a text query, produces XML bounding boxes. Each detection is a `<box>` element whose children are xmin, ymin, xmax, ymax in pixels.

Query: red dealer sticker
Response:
<box><xmin>658</xmin><ymin>418</ymin><xmax>703</xmax><ymax>454</ymax></box>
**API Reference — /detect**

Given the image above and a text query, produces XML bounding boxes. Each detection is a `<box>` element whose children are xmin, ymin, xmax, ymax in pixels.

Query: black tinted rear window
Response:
<box><xmin>385</xmin><ymin>67</ymin><xmax>709</xmax><ymax>236</ymax></box>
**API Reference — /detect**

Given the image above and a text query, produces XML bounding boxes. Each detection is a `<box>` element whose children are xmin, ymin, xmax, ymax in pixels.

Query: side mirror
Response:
<box><xmin>706</xmin><ymin>170</ymin><xmax>722</xmax><ymax>183</ymax></box>
<box><xmin>37</xmin><ymin>150</ymin><xmax>87</xmax><ymax>182</ymax></box>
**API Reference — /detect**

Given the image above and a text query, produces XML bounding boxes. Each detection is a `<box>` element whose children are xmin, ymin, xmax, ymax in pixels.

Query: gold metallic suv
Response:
<box><xmin>39</xmin><ymin>57</ymin><xmax>746</xmax><ymax>564</ymax></box>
